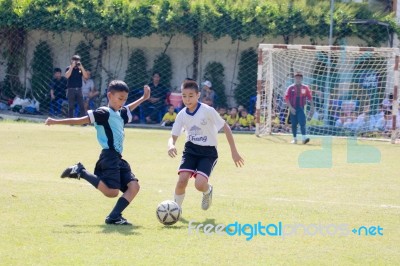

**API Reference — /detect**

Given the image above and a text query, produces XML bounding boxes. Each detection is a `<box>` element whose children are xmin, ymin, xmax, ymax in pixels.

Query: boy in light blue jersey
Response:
<box><xmin>45</xmin><ymin>80</ymin><xmax>150</xmax><ymax>225</ymax></box>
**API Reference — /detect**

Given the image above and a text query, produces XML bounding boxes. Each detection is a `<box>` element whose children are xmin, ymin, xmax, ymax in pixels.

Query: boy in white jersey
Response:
<box><xmin>167</xmin><ymin>80</ymin><xmax>244</xmax><ymax>212</ymax></box>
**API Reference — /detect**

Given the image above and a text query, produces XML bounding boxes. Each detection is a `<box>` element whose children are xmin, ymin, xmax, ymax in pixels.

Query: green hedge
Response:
<box><xmin>0</xmin><ymin>0</ymin><xmax>397</xmax><ymax>44</ymax></box>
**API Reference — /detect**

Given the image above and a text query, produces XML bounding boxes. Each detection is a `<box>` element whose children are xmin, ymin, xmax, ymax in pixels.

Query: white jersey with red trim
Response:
<box><xmin>171</xmin><ymin>103</ymin><xmax>225</xmax><ymax>146</ymax></box>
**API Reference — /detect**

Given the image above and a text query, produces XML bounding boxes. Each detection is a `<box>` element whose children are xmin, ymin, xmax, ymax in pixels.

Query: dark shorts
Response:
<box><xmin>178</xmin><ymin>142</ymin><xmax>218</xmax><ymax>179</ymax></box>
<box><xmin>94</xmin><ymin>149</ymin><xmax>138</xmax><ymax>192</ymax></box>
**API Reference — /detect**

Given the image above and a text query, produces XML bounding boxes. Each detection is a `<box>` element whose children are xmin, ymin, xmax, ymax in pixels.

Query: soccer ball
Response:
<box><xmin>156</xmin><ymin>200</ymin><xmax>181</xmax><ymax>225</ymax></box>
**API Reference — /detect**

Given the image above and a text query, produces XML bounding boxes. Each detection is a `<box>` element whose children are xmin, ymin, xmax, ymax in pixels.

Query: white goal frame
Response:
<box><xmin>255</xmin><ymin>44</ymin><xmax>399</xmax><ymax>143</ymax></box>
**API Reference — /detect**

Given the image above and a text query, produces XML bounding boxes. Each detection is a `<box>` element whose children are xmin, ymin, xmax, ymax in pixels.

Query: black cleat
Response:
<box><xmin>105</xmin><ymin>216</ymin><xmax>132</xmax><ymax>225</ymax></box>
<box><xmin>60</xmin><ymin>162</ymin><xmax>85</xmax><ymax>179</ymax></box>
<box><xmin>302</xmin><ymin>138</ymin><xmax>310</xmax><ymax>145</ymax></box>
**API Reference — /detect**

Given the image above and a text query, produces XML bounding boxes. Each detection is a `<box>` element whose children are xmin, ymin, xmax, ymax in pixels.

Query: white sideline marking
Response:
<box><xmin>271</xmin><ymin>197</ymin><xmax>400</xmax><ymax>209</ymax></box>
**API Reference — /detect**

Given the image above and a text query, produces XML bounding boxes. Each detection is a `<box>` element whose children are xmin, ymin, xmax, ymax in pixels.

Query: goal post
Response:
<box><xmin>256</xmin><ymin>44</ymin><xmax>399</xmax><ymax>143</ymax></box>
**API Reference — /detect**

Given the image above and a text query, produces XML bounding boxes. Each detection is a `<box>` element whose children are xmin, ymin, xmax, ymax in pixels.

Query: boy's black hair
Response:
<box><xmin>152</xmin><ymin>71</ymin><xmax>161</xmax><ymax>77</ymax></box>
<box><xmin>182</xmin><ymin>80</ymin><xmax>199</xmax><ymax>92</ymax></box>
<box><xmin>168</xmin><ymin>104</ymin><xmax>175</xmax><ymax>108</ymax></box>
<box><xmin>108</xmin><ymin>80</ymin><xmax>129</xmax><ymax>93</ymax></box>
<box><xmin>54</xmin><ymin>68</ymin><xmax>62</xmax><ymax>73</ymax></box>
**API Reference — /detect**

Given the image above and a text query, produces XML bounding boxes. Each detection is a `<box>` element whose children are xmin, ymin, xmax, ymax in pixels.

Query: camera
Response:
<box><xmin>76</xmin><ymin>62</ymin><xmax>81</xmax><ymax>66</ymax></box>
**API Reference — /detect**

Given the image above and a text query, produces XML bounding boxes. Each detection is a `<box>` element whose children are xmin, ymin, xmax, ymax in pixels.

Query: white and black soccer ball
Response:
<box><xmin>156</xmin><ymin>200</ymin><xmax>181</xmax><ymax>225</ymax></box>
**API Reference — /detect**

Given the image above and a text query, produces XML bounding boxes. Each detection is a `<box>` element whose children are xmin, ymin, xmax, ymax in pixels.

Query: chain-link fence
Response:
<box><xmin>0</xmin><ymin>0</ymin><xmax>398</xmax><ymax>129</ymax></box>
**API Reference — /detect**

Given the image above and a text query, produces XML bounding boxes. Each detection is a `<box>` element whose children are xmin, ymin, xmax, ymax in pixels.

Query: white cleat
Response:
<box><xmin>201</xmin><ymin>185</ymin><xmax>213</xmax><ymax>210</ymax></box>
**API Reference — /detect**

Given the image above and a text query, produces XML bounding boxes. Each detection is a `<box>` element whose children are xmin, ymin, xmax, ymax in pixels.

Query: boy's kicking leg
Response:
<box><xmin>61</xmin><ymin>161</ymin><xmax>139</xmax><ymax>225</ymax></box>
<box><xmin>61</xmin><ymin>162</ymin><xmax>119</xmax><ymax>197</ymax></box>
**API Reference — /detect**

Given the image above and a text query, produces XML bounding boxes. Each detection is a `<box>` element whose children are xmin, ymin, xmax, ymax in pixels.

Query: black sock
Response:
<box><xmin>109</xmin><ymin>197</ymin><xmax>130</xmax><ymax>219</ymax></box>
<box><xmin>79</xmin><ymin>169</ymin><xmax>100</xmax><ymax>188</ymax></box>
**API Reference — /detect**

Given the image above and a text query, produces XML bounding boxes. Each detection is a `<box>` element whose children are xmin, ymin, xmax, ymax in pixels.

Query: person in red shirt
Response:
<box><xmin>284</xmin><ymin>72</ymin><xmax>314</xmax><ymax>144</ymax></box>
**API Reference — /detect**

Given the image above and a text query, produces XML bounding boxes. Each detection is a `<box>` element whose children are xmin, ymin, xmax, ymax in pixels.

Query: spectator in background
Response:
<box><xmin>0</xmin><ymin>85</ymin><xmax>10</xmax><ymax>110</ymax></box>
<box><xmin>335</xmin><ymin>110</ymin><xmax>356</xmax><ymax>130</ymax></box>
<box><xmin>144</xmin><ymin>72</ymin><xmax>169</xmax><ymax>123</ymax></box>
<box><xmin>382</xmin><ymin>92</ymin><xmax>393</xmax><ymax>116</ymax></box>
<box><xmin>161</xmin><ymin>104</ymin><xmax>177</xmax><ymax>127</ymax></box>
<box><xmin>354</xmin><ymin>105</ymin><xmax>375</xmax><ymax>133</ymax></box>
<box><xmin>226</xmin><ymin>107</ymin><xmax>239</xmax><ymax>130</ymax></box>
<box><xmin>375</xmin><ymin>112</ymin><xmax>392</xmax><ymax>136</ymax></box>
<box><xmin>49</xmin><ymin>68</ymin><xmax>68</xmax><ymax>116</ymax></box>
<box><xmin>217</xmin><ymin>106</ymin><xmax>228</xmax><ymax>120</ymax></box>
<box><xmin>202</xmin><ymin>97</ymin><xmax>213</xmax><ymax>107</ymax></box>
<box><xmin>200</xmin><ymin>80</ymin><xmax>216</xmax><ymax>107</ymax></box>
<box><xmin>237</xmin><ymin>108</ymin><xmax>255</xmax><ymax>131</ymax></box>
<box><xmin>65</xmin><ymin>55</ymin><xmax>88</xmax><ymax>118</ymax></box>
<box><xmin>81</xmin><ymin>70</ymin><xmax>97</xmax><ymax>112</ymax></box>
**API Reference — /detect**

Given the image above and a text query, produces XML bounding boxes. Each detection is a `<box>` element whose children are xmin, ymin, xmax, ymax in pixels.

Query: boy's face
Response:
<box><xmin>230</xmin><ymin>108</ymin><xmax>237</xmax><ymax>115</ymax></box>
<box><xmin>241</xmin><ymin>110</ymin><xmax>248</xmax><ymax>117</ymax></box>
<box><xmin>107</xmin><ymin>91</ymin><xmax>128</xmax><ymax>110</ymax></box>
<box><xmin>168</xmin><ymin>106</ymin><xmax>175</xmax><ymax>113</ymax></box>
<box><xmin>219</xmin><ymin>108</ymin><xmax>226</xmax><ymax>114</ymax></box>
<box><xmin>182</xmin><ymin>88</ymin><xmax>200</xmax><ymax>110</ymax></box>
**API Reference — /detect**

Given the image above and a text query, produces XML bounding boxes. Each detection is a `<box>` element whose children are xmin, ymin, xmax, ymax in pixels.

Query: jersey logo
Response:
<box><xmin>189</xmin><ymin>125</ymin><xmax>202</xmax><ymax>135</ymax></box>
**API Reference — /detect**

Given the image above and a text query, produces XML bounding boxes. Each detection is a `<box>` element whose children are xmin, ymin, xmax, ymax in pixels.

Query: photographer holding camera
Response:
<box><xmin>65</xmin><ymin>55</ymin><xmax>88</xmax><ymax>118</ymax></box>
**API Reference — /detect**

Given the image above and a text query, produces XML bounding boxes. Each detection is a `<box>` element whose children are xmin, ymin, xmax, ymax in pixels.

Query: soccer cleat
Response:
<box><xmin>60</xmin><ymin>162</ymin><xmax>85</xmax><ymax>179</ymax></box>
<box><xmin>302</xmin><ymin>138</ymin><xmax>310</xmax><ymax>145</ymax></box>
<box><xmin>201</xmin><ymin>185</ymin><xmax>213</xmax><ymax>210</ymax></box>
<box><xmin>291</xmin><ymin>139</ymin><xmax>297</xmax><ymax>144</ymax></box>
<box><xmin>105</xmin><ymin>216</ymin><xmax>132</xmax><ymax>225</ymax></box>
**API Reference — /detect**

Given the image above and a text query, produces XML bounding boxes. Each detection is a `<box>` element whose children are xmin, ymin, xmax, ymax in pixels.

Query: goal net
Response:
<box><xmin>256</xmin><ymin>44</ymin><xmax>400</xmax><ymax>143</ymax></box>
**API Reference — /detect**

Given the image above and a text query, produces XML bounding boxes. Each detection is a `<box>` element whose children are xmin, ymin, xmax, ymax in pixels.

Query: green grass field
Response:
<box><xmin>0</xmin><ymin>121</ymin><xmax>399</xmax><ymax>265</ymax></box>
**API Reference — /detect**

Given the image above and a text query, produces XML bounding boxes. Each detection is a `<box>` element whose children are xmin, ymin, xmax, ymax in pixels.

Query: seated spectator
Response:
<box><xmin>49</xmin><ymin>68</ymin><xmax>68</xmax><ymax>117</ymax></box>
<box><xmin>308</xmin><ymin>108</ymin><xmax>324</xmax><ymax>126</ymax></box>
<box><xmin>354</xmin><ymin>105</ymin><xmax>376</xmax><ymax>132</ymax></box>
<box><xmin>382</xmin><ymin>92</ymin><xmax>393</xmax><ymax>116</ymax></box>
<box><xmin>226</xmin><ymin>107</ymin><xmax>239</xmax><ymax>130</ymax></box>
<box><xmin>217</xmin><ymin>106</ymin><xmax>228</xmax><ymax>120</ymax></box>
<box><xmin>203</xmin><ymin>97</ymin><xmax>213</xmax><ymax>107</ymax></box>
<box><xmin>143</xmin><ymin>72</ymin><xmax>169</xmax><ymax>123</ymax></box>
<box><xmin>237</xmin><ymin>108</ymin><xmax>255</xmax><ymax>131</ymax></box>
<box><xmin>375</xmin><ymin>113</ymin><xmax>392</xmax><ymax>132</ymax></box>
<box><xmin>0</xmin><ymin>85</ymin><xmax>10</xmax><ymax>110</ymax></box>
<box><xmin>81</xmin><ymin>70</ymin><xmax>97</xmax><ymax>112</ymax></box>
<box><xmin>335</xmin><ymin>110</ymin><xmax>356</xmax><ymax>130</ymax></box>
<box><xmin>200</xmin><ymin>80</ymin><xmax>216</xmax><ymax>107</ymax></box>
<box><xmin>161</xmin><ymin>104</ymin><xmax>177</xmax><ymax>127</ymax></box>
<box><xmin>88</xmin><ymin>86</ymin><xmax>100</xmax><ymax>109</ymax></box>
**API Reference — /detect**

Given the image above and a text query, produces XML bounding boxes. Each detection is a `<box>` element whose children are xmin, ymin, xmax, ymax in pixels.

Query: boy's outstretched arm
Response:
<box><xmin>223</xmin><ymin>123</ymin><xmax>244</xmax><ymax>167</ymax></box>
<box><xmin>127</xmin><ymin>85</ymin><xmax>151</xmax><ymax>112</ymax></box>
<box><xmin>167</xmin><ymin>135</ymin><xmax>179</xmax><ymax>158</ymax></box>
<box><xmin>45</xmin><ymin>116</ymin><xmax>90</xmax><ymax>126</ymax></box>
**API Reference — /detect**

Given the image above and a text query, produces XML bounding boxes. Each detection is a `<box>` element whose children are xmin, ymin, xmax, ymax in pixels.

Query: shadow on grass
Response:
<box><xmin>158</xmin><ymin>217</ymin><xmax>222</xmax><ymax>230</ymax></box>
<box><xmin>62</xmin><ymin>224</ymin><xmax>142</xmax><ymax>235</ymax></box>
